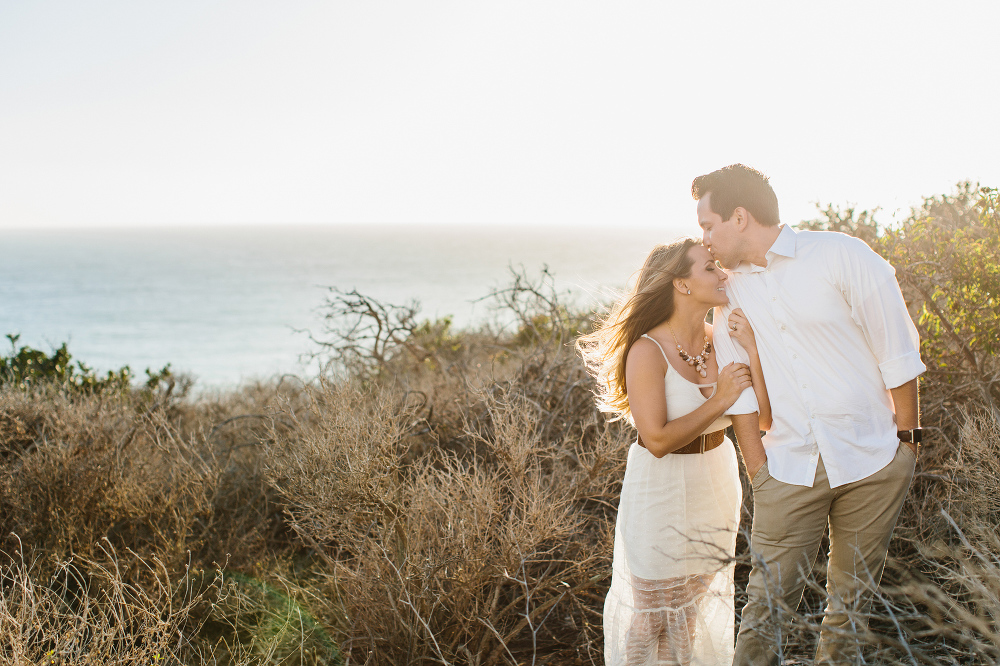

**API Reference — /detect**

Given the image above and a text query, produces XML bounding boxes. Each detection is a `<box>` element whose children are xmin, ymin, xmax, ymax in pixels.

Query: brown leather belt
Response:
<box><xmin>636</xmin><ymin>429</ymin><xmax>726</xmax><ymax>454</ymax></box>
<box><xmin>672</xmin><ymin>429</ymin><xmax>726</xmax><ymax>455</ymax></box>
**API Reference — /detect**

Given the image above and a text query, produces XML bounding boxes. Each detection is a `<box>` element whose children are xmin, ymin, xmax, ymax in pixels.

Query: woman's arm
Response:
<box><xmin>728</xmin><ymin>308</ymin><xmax>772</xmax><ymax>431</ymax></box>
<box><xmin>626</xmin><ymin>339</ymin><xmax>752</xmax><ymax>458</ymax></box>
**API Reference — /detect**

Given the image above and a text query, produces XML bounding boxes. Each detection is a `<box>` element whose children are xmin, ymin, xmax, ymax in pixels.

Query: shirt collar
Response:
<box><xmin>733</xmin><ymin>224</ymin><xmax>797</xmax><ymax>273</ymax></box>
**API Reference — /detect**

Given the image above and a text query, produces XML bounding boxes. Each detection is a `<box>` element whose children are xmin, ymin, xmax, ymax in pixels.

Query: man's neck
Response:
<box><xmin>746</xmin><ymin>224</ymin><xmax>783</xmax><ymax>267</ymax></box>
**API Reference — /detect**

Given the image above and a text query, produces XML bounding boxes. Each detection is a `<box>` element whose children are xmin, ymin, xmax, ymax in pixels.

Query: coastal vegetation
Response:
<box><xmin>1</xmin><ymin>183</ymin><xmax>998</xmax><ymax>665</ymax></box>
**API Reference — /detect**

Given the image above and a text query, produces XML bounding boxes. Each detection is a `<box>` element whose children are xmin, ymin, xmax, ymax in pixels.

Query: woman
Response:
<box><xmin>578</xmin><ymin>238</ymin><xmax>770</xmax><ymax>665</ymax></box>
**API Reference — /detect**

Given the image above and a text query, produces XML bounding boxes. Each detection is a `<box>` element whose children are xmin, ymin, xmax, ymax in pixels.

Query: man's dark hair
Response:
<box><xmin>691</xmin><ymin>164</ymin><xmax>780</xmax><ymax>227</ymax></box>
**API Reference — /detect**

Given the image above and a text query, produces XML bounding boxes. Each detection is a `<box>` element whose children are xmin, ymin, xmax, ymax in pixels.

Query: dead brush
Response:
<box><xmin>7</xmin><ymin>258</ymin><xmax>1000</xmax><ymax>663</ymax></box>
<box><xmin>258</xmin><ymin>269</ymin><xmax>628</xmax><ymax>663</ymax></box>
<box><xmin>0</xmin><ymin>376</ymin><xmax>302</xmax><ymax>576</ymax></box>
<box><xmin>265</xmin><ymin>373</ymin><xmax>627</xmax><ymax>664</ymax></box>
<box><xmin>725</xmin><ymin>408</ymin><xmax>1000</xmax><ymax>665</ymax></box>
<box><xmin>0</xmin><ymin>387</ymin><xmax>211</xmax><ymax>567</ymax></box>
<box><xmin>0</xmin><ymin>540</ymin><xmax>221</xmax><ymax>665</ymax></box>
<box><xmin>723</xmin><ymin>520</ymin><xmax>1000</xmax><ymax>665</ymax></box>
<box><xmin>0</xmin><ymin>378</ymin><xmax>323</xmax><ymax>664</ymax></box>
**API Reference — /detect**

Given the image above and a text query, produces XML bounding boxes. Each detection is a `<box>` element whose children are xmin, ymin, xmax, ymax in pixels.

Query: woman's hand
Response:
<box><xmin>728</xmin><ymin>308</ymin><xmax>757</xmax><ymax>355</ymax></box>
<box><xmin>716</xmin><ymin>362</ymin><xmax>753</xmax><ymax>409</ymax></box>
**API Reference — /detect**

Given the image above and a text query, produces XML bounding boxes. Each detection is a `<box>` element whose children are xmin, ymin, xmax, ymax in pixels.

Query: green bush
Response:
<box><xmin>1</xmin><ymin>333</ymin><xmax>175</xmax><ymax>395</ymax></box>
<box><xmin>878</xmin><ymin>184</ymin><xmax>1000</xmax><ymax>416</ymax></box>
<box><xmin>800</xmin><ymin>182</ymin><xmax>1000</xmax><ymax>436</ymax></box>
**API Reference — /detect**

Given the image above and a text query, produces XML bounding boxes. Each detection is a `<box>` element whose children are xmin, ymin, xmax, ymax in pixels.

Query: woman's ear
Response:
<box><xmin>673</xmin><ymin>277</ymin><xmax>689</xmax><ymax>295</ymax></box>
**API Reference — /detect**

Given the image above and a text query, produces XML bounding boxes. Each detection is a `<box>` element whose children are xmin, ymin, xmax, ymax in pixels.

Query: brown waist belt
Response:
<box><xmin>673</xmin><ymin>429</ymin><xmax>726</xmax><ymax>455</ymax></box>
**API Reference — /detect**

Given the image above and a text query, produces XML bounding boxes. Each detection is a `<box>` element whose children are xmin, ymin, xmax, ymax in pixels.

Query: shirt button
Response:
<box><xmin>780</xmin><ymin>324</ymin><xmax>786</xmax><ymax>331</ymax></box>
<box><xmin>802</xmin><ymin>384</ymin><xmax>807</xmax><ymax>389</ymax></box>
<box><xmin>792</xmin><ymin>353</ymin><xmax>798</xmax><ymax>359</ymax></box>
<box><xmin>771</xmin><ymin>296</ymin><xmax>777</xmax><ymax>302</ymax></box>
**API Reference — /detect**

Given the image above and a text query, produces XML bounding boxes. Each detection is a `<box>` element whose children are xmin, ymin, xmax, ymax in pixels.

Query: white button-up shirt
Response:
<box><xmin>715</xmin><ymin>224</ymin><xmax>926</xmax><ymax>488</ymax></box>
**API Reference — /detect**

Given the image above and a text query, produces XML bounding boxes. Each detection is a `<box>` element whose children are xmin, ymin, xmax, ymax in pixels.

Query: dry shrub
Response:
<box><xmin>888</xmin><ymin>408</ymin><xmax>1000</xmax><ymax>662</ymax></box>
<box><xmin>728</xmin><ymin>408</ymin><xmax>1000</xmax><ymax>665</ymax></box>
<box><xmin>266</xmin><ymin>373</ymin><xmax>625</xmax><ymax>664</ymax></box>
<box><xmin>7</xmin><ymin>260</ymin><xmax>1000</xmax><ymax>664</ymax></box>
<box><xmin>0</xmin><ymin>542</ymin><xmax>218</xmax><ymax>665</ymax></box>
<box><xmin>0</xmin><ymin>388</ymin><xmax>211</xmax><ymax>567</ymax></box>
<box><xmin>0</xmin><ymin>379</ymin><xmax>328</xmax><ymax>664</ymax></box>
<box><xmin>0</xmin><ymin>379</ymin><xmax>305</xmax><ymax>575</ymax></box>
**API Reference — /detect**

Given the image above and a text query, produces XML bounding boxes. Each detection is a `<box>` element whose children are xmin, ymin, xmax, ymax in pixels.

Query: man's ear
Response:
<box><xmin>733</xmin><ymin>206</ymin><xmax>751</xmax><ymax>232</ymax></box>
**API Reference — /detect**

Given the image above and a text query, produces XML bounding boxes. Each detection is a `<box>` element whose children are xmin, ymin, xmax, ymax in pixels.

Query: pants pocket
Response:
<box><xmin>898</xmin><ymin>441</ymin><xmax>918</xmax><ymax>461</ymax></box>
<box><xmin>750</xmin><ymin>461</ymin><xmax>770</xmax><ymax>490</ymax></box>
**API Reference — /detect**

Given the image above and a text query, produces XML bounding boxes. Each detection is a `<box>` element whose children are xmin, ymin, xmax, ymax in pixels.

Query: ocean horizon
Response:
<box><xmin>1</xmin><ymin>223</ymin><xmax>688</xmax><ymax>387</ymax></box>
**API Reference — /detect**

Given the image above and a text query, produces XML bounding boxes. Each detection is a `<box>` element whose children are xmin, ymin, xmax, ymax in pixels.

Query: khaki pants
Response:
<box><xmin>734</xmin><ymin>443</ymin><xmax>916</xmax><ymax>666</ymax></box>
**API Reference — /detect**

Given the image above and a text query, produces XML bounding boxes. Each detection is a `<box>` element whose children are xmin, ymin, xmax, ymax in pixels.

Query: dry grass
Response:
<box><xmin>0</xmin><ymin>542</ymin><xmax>217</xmax><ymax>665</ymax></box>
<box><xmin>722</xmin><ymin>408</ymin><xmax>1000</xmax><ymax>665</ymax></box>
<box><xmin>265</xmin><ymin>380</ymin><xmax>623</xmax><ymax>664</ymax></box>
<box><xmin>1</xmin><ymin>271</ymin><xmax>999</xmax><ymax>664</ymax></box>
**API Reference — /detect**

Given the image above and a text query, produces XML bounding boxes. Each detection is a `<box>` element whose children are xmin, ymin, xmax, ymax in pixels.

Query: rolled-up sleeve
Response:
<box><xmin>878</xmin><ymin>351</ymin><xmax>926</xmax><ymax>389</ymax></box>
<box><xmin>713</xmin><ymin>305</ymin><xmax>760</xmax><ymax>415</ymax></box>
<box><xmin>841</xmin><ymin>238</ymin><xmax>926</xmax><ymax>389</ymax></box>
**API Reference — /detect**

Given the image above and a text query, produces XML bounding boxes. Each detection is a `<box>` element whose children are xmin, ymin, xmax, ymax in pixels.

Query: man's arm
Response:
<box><xmin>839</xmin><ymin>238</ymin><xmax>926</xmax><ymax>390</ymax></box>
<box><xmin>731</xmin><ymin>413</ymin><xmax>766</xmax><ymax>479</ymax></box>
<box><xmin>890</xmin><ymin>378</ymin><xmax>920</xmax><ymax>454</ymax></box>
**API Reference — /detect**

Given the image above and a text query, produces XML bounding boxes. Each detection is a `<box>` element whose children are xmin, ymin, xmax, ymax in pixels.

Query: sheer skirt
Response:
<box><xmin>604</xmin><ymin>439</ymin><xmax>742</xmax><ymax>666</ymax></box>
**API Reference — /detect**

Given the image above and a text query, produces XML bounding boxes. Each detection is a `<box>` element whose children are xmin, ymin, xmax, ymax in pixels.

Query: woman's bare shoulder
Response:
<box><xmin>626</xmin><ymin>334</ymin><xmax>667</xmax><ymax>366</ymax></box>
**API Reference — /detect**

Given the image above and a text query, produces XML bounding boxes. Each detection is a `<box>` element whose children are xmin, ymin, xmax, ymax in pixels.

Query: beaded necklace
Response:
<box><xmin>666</xmin><ymin>324</ymin><xmax>712</xmax><ymax>378</ymax></box>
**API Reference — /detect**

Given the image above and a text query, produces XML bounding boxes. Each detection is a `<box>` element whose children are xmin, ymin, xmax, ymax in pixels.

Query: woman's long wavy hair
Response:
<box><xmin>577</xmin><ymin>237</ymin><xmax>698</xmax><ymax>422</ymax></box>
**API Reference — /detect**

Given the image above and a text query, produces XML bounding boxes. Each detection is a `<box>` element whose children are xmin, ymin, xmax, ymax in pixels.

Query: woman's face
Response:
<box><xmin>684</xmin><ymin>244</ymin><xmax>729</xmax><ymax>306</ymax></box>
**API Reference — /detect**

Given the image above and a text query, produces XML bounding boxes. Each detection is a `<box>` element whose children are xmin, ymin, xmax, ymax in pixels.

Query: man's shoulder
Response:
<box><xmin>793</xmin><ymin>228</ymin><xmax>882</xmax><ymax>265</ymax></box>
<box><xmin>793</xmin><ymin>228</ymin><xmax>896</xmax><ymax>287</ymax></box>
<box><xmin>794</xmin><ymin>228</ymin><xmax>873</xmax><ymax>251</ymax></box>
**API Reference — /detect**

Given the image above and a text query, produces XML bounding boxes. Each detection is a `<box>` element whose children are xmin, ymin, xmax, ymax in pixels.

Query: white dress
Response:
<box><xmin>604</xmin><ymin>334</ymin><xmax>742</xmax><ymax>666</ymax></box>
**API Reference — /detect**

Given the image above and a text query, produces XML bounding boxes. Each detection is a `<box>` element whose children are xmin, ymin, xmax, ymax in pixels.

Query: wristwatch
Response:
<box><xmin>897</xmin><ymin>428</ymin><xmax>923</xmax><ymax>443</ymax></box>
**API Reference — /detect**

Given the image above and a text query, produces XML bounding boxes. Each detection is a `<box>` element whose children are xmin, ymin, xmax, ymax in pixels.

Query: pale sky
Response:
<box><xmin>1</xmin><ymin>1</ymin><xmax>998</xmax><ymax>230</ymax></box>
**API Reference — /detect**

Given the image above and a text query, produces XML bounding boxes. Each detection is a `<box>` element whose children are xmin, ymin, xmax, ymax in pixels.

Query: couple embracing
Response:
<box><xmin>579</xmin><ymin>165</ymin><xmax>924</xmax><ymax>666</ymax></box>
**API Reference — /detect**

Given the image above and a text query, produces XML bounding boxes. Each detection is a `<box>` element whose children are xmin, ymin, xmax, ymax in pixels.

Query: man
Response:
<box><xmin>691</xmin><ymin>164</ymin><xmax>924</xmax><ymax>665</ymax></box>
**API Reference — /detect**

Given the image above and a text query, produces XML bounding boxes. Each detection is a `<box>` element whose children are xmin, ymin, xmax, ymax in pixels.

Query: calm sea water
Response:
<box><xmin>1</xmin><ymin>224</ymin><xmax>685</xmax><ymax>387</ymax></box>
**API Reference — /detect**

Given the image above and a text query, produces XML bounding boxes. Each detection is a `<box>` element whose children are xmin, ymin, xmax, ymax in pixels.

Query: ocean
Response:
<box><xmin>1</xmin><ymin>224</ymin><xmax>686</xmax><ymax>387</ymax></box>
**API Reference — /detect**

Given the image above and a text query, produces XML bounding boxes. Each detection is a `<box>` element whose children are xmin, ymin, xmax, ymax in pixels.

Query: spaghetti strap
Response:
<box><xmin>640</xmin><ymin>333</ymin><xmax>671</xmax><ymax>364</ymax></box>
<box><xmin>642</xmin><ymin>333</ymin><xmax>718</xmax><ymax>393</ymax></box>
